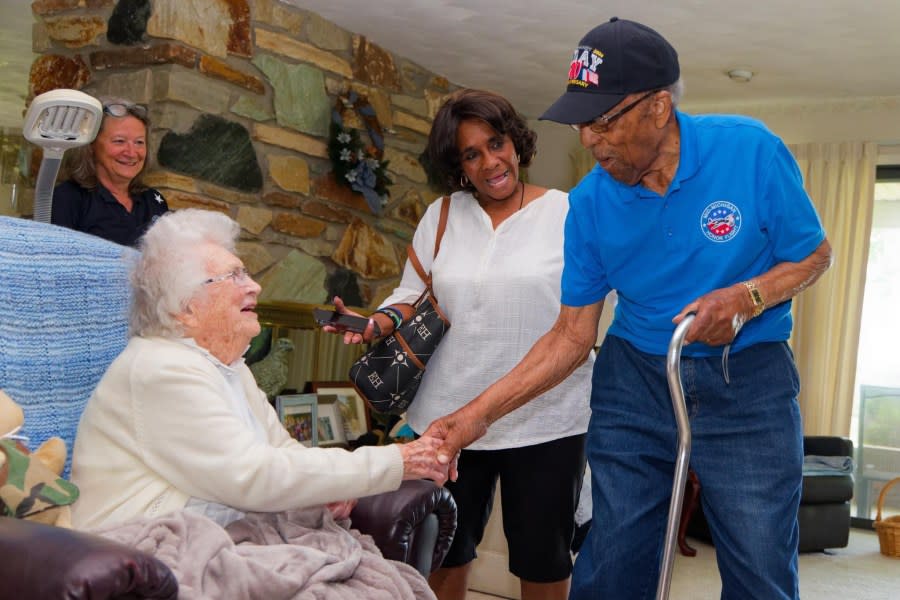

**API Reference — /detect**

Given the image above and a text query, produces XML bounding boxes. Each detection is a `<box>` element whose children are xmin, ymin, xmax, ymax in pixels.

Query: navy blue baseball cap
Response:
<box><xmin>540</xmin><ymin>17</ymin><xmax>680</xmax><ymax>124</ymax></box>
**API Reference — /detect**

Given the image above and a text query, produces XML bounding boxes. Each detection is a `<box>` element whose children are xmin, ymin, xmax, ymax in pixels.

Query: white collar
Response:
<box><xmin>176</xmin><ymin>337</ymin><xmax>249</xmax><ymax>372</ymax></box>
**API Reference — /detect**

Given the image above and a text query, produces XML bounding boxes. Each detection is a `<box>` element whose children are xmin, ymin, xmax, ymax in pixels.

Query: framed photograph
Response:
<box><xmin>276</xmin><ymin>393</ymin><xmax>318</xmax><ymax>447</ymax></box>
<box><xmin>316</xmin><ymin>395</ymin><xmax>347</xmax><ymax>447</ymax></box>
<box><xmin>311</xmin><ymin>382</ymin><xmax>371</xmax><ymax>441</ymax></box>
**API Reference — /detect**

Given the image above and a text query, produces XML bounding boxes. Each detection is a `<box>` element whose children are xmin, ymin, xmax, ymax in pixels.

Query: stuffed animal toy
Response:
<box><xmin>0</xmin><ymin>389</ymin><xmax>78</xmax><ymax>528</ymax></box>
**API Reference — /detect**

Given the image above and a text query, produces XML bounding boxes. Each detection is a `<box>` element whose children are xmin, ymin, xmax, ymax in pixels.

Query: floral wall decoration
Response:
<box><xmin>328</xmin><ymin>91</ymin><xmax>393</xmax><ymax>214</ymax></box>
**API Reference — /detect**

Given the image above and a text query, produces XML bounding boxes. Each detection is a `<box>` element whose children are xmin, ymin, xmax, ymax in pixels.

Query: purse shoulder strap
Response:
<box><xmin>407</xmin><ymin>196</ymin><xmax>450</xmax><ymax>287</ymax></box>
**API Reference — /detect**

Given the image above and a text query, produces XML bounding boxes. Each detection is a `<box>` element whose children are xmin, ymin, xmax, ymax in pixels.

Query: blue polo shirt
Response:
<box><xmin>562</xmin><ymin>111</ymin><xmax>825</xmax><ymax>356</ymax></box>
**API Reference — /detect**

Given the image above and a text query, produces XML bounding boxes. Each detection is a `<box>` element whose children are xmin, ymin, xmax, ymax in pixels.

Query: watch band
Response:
<box><xmin>744</xmin><ymin>280</ymin><xmax>765</xmax><ymax>318</ymax></box>
<box><xmin>369</xmin><ymin>318</ymin><xmax>382</xmax><ymax>338</ymax></box>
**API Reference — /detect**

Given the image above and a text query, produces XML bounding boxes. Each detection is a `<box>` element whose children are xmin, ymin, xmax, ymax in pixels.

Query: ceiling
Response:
<box><xmin>289</xmin><ymin>0</ymin><xmax>900</xmax><ymax>118</ymax></box>
<box><xmin>2</xmin><ymin>1</ymin><xmax>899</xmax><ymax>129</ymax></box>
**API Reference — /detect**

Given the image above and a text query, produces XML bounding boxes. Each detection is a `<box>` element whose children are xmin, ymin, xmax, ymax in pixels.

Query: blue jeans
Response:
<box><xmin>570</xmin><ymin>335</ymin><xmax>802</xmax><ymax>600</ymax></box>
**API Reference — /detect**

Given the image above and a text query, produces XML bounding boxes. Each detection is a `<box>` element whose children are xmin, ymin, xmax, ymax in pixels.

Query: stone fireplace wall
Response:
<box><xmin>29</xmin><ymin>0</ymin><xmax>457</xmax><ymax>309</ymax></box>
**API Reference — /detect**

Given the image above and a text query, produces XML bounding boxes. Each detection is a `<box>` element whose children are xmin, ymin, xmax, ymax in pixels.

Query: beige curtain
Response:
<box><xmin>788</xmin><ymin>142</ymin><xmax>878</xmax><ymax>436</ymax></box>
<box><xmin>281</xmin><ymin>328</ymin><xmax>365</xmax><ymax>391</ymax></box>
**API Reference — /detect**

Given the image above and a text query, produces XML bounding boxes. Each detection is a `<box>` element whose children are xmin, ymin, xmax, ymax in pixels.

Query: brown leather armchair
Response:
<box><xmin>0</xmin><ymin>216</ymin><xmax>456</xmax><ymax>598</ymax></box>
<box><xmin>0</xmin><ymin>479</ymin><xmax>455</xmax><ymax>599</ymax></box>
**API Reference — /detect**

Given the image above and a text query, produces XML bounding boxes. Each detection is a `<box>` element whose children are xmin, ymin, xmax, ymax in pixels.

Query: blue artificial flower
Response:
<box><xmin>357</xmin><ymin>161</ymin><xmax>377</xmax><ymax>188</ymax></box>
<box><xmin>350</xmin><ymin>161</ymin><xmax>382</xmax><ymax>214</ymax></box>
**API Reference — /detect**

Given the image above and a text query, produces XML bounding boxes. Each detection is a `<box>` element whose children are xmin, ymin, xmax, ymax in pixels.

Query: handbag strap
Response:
<box><xmin>407</xmin><ymin>196</ymin><xmax>450</xmax><ymax>288</ymax></box>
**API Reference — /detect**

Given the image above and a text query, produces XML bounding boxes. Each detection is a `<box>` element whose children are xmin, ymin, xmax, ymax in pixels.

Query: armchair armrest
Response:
<box><xmin>804</xmin><ymin>436</ymin><xmax>853</xmax><ymax>457</ymax></box>
<box><xmin>351</xmin><ymin>479</ymin><xmax>457</xmax><ymax>577</ymax></box>
<box><xmin>0</xmin><ymin>517</ymin><xmax>178</xmax><ymax>600</ymax></box>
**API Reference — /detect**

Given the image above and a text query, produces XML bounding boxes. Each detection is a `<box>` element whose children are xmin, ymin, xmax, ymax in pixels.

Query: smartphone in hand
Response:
<box><xmin>312</xmin><ymin>308</ymin><xmax>370</xmax><ymax>333</ymax></box>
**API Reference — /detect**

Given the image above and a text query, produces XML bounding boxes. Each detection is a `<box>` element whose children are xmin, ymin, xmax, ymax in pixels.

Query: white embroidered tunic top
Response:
<box><xmin>380</xmin><ymin>189</ymin><xmax>593</xmax><ymax>450</ymax></box>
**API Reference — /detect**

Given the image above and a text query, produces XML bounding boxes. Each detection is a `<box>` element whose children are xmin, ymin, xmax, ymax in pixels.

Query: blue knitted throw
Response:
<box><xmin>0</xmin><ymin>217</ymin><xmax>136</xmax><ymax>478</ymax></box>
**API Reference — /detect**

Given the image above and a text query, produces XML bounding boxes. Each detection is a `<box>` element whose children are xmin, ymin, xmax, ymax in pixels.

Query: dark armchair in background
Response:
<box><xmin>686</xmin><ymin>435</ymin><xmax>854</xmax><ymax>553</ymax></box>
<box><xmin>797</xmin><ymin>436</ymin><xmax>855</xmax><ymax>551</ymax></box>
<box><xmin>0</xmin><ymin>216</ymin><xmax>456</xmax><ymax>598</ymax></box>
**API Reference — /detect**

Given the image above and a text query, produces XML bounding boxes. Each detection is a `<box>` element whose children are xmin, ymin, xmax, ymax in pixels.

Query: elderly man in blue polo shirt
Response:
<box><xmin>424</xmin><ymin>17</ymin><xmax>831</xmax><ymax>600</ymax></box>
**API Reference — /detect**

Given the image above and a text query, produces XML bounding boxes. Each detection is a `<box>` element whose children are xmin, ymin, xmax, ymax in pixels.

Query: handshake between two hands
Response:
<box><xmin>397</xmin><ymin>406</ymin><xmax>491</xmax><ymax>487</ymax></box>
<box><xmin>398</xmin><ymin>432</ymin><xmax>458</xmax><ymax>486</ymax></box>
<box><xmin>322</xmin><ymin>420</ymin><xmax>464</xmax><ymax>520</ymax></box>
<box><xmin>323</xmin><ymin>417</ymin><xmax>466</xmax><ymax>521</ymax></box>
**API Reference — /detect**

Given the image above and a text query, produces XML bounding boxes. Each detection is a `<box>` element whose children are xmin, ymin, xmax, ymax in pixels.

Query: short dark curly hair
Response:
<box><xmin>423</xmin><ymin>89</ymin><xmax>537</xmax><ymax>194</ymax></box>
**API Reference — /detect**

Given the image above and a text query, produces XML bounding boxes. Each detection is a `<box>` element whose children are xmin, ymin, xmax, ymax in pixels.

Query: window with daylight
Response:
<box><xmin>851</xmin><ymin>165</ymin><xmax>900</xmax><ymax>523</ymax></box>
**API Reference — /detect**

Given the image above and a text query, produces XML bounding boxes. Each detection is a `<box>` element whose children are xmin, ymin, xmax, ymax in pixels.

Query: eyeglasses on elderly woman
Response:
<box><xmin>103</xmin><ymin>102</ymin><xmax>149</xmax><ymax>120</ymax></box>
<box><xmin>203</xmin><ymin>266</ymin><xmax>252</xmax><ymax>287</ymax></box>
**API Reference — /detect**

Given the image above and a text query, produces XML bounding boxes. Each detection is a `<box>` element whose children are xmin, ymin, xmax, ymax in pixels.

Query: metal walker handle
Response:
<box><xmin>656</xmin><ymin>313</ymin><xmax>695</xmax><ymax>600</ymax></box>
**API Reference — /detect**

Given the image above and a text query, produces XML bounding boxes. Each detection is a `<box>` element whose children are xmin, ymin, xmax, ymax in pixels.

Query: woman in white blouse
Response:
<box><xmin>332</xmin><ymin>89</ymin><xmax>593</xmax><ymax>600</ymax></box>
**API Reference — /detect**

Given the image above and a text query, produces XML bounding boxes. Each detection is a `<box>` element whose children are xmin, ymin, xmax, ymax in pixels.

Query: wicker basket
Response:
<box><xmin>874</xmin><ymin>477</ymin><xmax>900</xmax><ymax>558</ymax></box>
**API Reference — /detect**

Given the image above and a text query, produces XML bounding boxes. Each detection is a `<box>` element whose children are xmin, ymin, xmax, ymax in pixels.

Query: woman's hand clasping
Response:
<box><xmin>397</xmin><ymin>434</ymin><xmax>451</xmax><ymax>486</ymax></box>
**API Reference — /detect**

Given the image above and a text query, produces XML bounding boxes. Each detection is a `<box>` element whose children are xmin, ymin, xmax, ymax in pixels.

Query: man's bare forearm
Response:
<box><xmin>472</xmin><ymin>302</ymin><xmax>603</xmax><ymax>427</ymax></box>
<box><xmin>754</xmin><ymin>239</ymin><xmax>833</xmax><ymax>308</ymax></box>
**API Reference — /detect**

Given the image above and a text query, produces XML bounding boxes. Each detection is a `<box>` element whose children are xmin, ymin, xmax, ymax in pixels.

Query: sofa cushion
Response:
<box><xmin>801</xmin><ymin>474</ymin><xmax>854</xmax><ymax>504</ymax></box>
<box><xmin>0</xmin><ymin>217</ymin><xmax>136</xmax><ymax>478</ymax></box>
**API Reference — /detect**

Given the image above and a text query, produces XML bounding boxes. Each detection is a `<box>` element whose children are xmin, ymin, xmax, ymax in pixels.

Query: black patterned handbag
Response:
<box><xmin>350</xmin><ymin>197</ymin><xmax>451</xmax><ymax>415</ymax></box>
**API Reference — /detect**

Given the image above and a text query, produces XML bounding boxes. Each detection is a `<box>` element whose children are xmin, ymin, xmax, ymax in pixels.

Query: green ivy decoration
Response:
<box><xmin>328</xmin><ymin>91</ymin><xmax>392</xmax><ymax>214</ymax></box>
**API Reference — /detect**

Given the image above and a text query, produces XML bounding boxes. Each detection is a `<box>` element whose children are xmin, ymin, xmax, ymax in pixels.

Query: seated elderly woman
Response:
<box><xmin>71</xmin><ymin>208</ymin><xmax>448</xmax><ymax>530</ymax></box>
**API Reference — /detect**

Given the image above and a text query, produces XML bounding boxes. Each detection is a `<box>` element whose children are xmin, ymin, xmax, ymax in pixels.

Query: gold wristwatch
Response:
<box><xmin>744</xmin><ymin>280</ymin><xmax>765</xmax><ymax>318</ymax></box>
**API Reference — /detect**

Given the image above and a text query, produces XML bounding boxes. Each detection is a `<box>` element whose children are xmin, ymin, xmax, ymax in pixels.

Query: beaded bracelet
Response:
<box><xmin>376</xmin><ymin>306</ymin><xmax>403</xmax><ymax>330</ymax></box>
<box><xmin>378</xmin><ymin>306</ymin><xmax>403</xmax><ymax>329</ymax></box>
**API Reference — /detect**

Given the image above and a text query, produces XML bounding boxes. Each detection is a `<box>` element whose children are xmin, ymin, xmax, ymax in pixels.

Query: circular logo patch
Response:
<box><xmin>700</xmin><ymin>201</ymin><xmax>742</xmax><ymax>242</ymax></box>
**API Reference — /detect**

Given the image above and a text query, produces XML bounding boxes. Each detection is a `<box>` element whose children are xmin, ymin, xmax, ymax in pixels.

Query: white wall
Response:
<box><xmin>686</xmin><ymin>96</ymin><xmax>900</xmax><ymax>148</ymax></box>
<box><xmin>528</xmin><ymin>96</ymin><xmax>900</xmax><ymax>190</ymax></box>
<box><xmin>526</xmin><ymin>119</ymin><xmax>581</xmax><ymax>191</ymax></box>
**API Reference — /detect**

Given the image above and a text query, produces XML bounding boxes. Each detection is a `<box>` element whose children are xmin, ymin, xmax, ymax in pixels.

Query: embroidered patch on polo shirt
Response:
<box><xmin>700</xmin><ymin>201</ymin><xmax>742</xmax><ymax>242</ymax></box>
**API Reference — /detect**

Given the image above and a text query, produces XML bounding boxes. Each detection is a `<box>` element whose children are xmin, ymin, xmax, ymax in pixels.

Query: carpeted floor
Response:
<box><xmin>670</xmin><ymin>529</ymin><xmax>898</xmax><ymax>599</ymax></box>
<box><xmin>467</xmin><ymin>529</ymin><xmax>899</xmax><ymax>599</ymax></box>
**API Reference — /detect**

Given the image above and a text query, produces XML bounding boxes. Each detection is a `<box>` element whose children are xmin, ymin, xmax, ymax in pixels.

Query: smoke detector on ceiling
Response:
<box><xmin>727</xmin><ymin>68</ymin><xmax>754</xmax><ymax>83</ymax></box>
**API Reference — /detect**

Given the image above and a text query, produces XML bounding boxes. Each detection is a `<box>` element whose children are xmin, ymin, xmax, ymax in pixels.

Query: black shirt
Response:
<box><xmin>51</xmin><ymin>180</ymin><xmax>169</xmax><ymax>247</ymax></box>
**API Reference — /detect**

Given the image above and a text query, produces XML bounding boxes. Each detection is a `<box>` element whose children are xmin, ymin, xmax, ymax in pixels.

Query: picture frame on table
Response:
<box><xmin>276</xmin><ymin>393</ymin><xmax>318</xmax><ymax>447</ymax></box>
<box><xmin>310</xmin><ymin>382</ymin><xmax>371</xmax><ymax>442</ymax></box>
<box><xmin>316</xmin><ymin>395</ymin><xmax>348</xmax><ymax>447</ymax></box>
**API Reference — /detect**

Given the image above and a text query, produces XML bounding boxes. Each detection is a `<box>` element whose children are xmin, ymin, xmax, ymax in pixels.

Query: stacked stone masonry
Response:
<box><xmin>29</xmin><ymin>0</ymin><xmax>456</xmax><ymax>308</ymax></box>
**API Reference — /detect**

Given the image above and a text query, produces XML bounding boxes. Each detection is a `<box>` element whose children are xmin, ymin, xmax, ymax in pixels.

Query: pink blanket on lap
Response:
<box><xmin>93</xmin><ymin>507</ymin><xmax>435</xmax><ymax>600</ymax></box>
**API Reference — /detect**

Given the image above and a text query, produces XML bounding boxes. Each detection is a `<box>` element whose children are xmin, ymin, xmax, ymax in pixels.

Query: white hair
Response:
<box><xmin>666</xmin><ymin>78</ymin><xmax>685</xmax><ymax>107</ymax></box>
<box><xmin>130</xmin><ymin>209</ymin><xmax>240</xmax><ymax>337</ymax></box>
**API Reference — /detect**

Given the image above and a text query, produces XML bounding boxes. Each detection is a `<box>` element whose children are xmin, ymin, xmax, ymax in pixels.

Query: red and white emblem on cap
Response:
<box><xmin>567</xmin><ymin>46</ymin><xmax>604</xmax><ymax>88</ymax></box>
